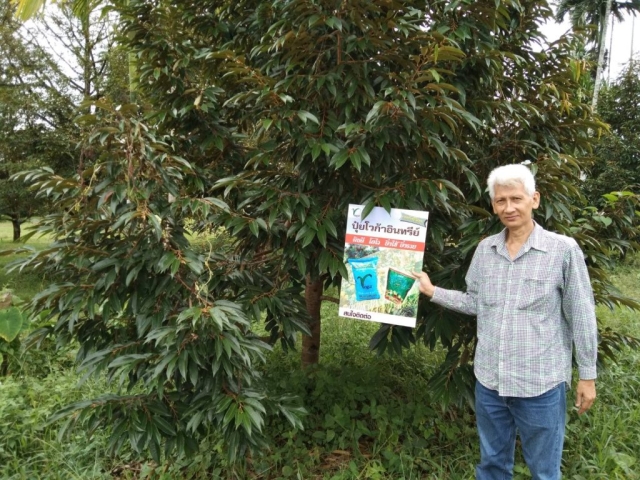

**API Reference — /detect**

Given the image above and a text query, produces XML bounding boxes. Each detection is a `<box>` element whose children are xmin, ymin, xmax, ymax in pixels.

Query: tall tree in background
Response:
<box><xmin>556</xmin><ymin>0</ymin><xmax>640</xmax><ymax>109</ymax></box>
<box><xmin>556</xmin><ymin>0</ymin><xmax>640</xmax><ymax>51</ymax></box>
<box><xmin>5</xmin><ymin>0</ymin><xmax>128</xmax><ymax>215</ymax></box>
<box><xmin>586</xmin><ymin>61</ymin><xmax>640</xmax><ymax>198</ymax></box>
<box><xmin>13</xmin><ymin>0</ymin><xmax>137</xmax><ymax>100</ymax></box>
<box><xmin>593</xmin><ymin>0</ymin><xmax>613</xmax><ymax>109</ymax></box>
<box><xmin>0</xmin><ymin>0</ymin><xmax>76</xmax><ymax>239</ymax></box>
<box><xmin>21</xmin><ymin>1</ymin><xmax>127</xmax><ymax>105</ymax></box>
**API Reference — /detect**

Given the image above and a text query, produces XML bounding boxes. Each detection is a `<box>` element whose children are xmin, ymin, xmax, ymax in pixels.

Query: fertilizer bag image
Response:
<box><xmin>347</xmin><ymin>257</ymin><xmax>381</xmax><ymax>301</ymax></box>
<box><xmin>385</xmin><ymin>268</ymin><xmax>416</xmax><ymax>304</ymax></box>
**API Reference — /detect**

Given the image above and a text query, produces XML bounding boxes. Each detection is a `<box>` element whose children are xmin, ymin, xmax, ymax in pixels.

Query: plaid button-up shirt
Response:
<box><xmin>431</xmin><ymin>223</ymin><xmax>598</xmax><ymax>398</ymax></box>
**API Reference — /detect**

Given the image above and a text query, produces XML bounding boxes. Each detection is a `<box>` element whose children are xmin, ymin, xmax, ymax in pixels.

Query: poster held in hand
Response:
<box><xmin>339</xmin><ymin>204</ymin><xmax>429</xmax><ymax>327</ymax></box>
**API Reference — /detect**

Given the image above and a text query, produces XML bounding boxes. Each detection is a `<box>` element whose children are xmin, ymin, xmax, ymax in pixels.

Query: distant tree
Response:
<box><xmin>0</xmin><ymin>0</ymin><xmax>129</xmax><ymax>241</ymax></box>
<box><xmin>555</xmin><ymin>0</ymin><xmax>640</xmax><ymax>108</ymax></box>
<box><xmin>586</xmin><ymin>61</ymin><xmax>640</xmax><ymax>198</ymax></box>
<box><xmin>21</xmin><ymin>1</ymin><xmax>124</xmax><ymax>105</ymax></box>
<box><xmin>0</xmin><ymin>133</ymin><xmax>60</xmax><ymax>240</ymax></box>
<box><xmin>0</xmin><ymin>0</ymin><xmax>76</xmax><ymax>239</ymax></box>
<box><xmin>556</xmin><ymin>0</ymin><xmax>640</xmax><ymax>51</ymax></box>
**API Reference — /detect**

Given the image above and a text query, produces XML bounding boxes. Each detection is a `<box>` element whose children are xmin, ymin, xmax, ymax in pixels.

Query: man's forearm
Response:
<box><xmin>431</xmin><ymin>287</ymin><xmax>478</xmax><ymax>316</ymax></box>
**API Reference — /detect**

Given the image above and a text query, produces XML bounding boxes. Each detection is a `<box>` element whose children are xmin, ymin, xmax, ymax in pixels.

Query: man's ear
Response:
<box><xmin>532</xmin><ymin>191</ymin><xmax>541</xmax><ymax>209</ymax></box>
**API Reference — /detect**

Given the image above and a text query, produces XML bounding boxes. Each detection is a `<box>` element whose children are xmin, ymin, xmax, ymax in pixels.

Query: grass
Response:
<box><xmin>0</xmin><ymin>221</ymin><xmax>639</xmax><ymax>479</ymax></box>
<box><xmin>0</xmin><ymin>220</ymin><xmax>52</xmax><ymax>301</ymax></box>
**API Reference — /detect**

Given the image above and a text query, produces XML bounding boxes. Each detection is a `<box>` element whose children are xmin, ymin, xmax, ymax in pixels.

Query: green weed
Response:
<box><xmin>0</xmin><ymin>370</ymin><xmax>114</xmax><ymax>479</ymax></box>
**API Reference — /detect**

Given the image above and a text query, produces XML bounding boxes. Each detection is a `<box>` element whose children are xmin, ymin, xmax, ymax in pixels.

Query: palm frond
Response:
<box><xmin>12</xmin><ymin>0</ymin><xmax>47</xmax><ymax>20</ymax></box>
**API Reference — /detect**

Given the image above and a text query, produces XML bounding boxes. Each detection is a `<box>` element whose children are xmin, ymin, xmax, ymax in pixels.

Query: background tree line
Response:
<box><xmin>0</xmin><ymin>0</ymin><xmax>127</xmax><ymax>239</ymax></box>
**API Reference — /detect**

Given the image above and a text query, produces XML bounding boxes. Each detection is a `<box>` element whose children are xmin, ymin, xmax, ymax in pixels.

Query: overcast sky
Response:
<box><xmin>540</xmin><ymin>10</ymin><xmax>639</xmax><ymax>82</ymax></box>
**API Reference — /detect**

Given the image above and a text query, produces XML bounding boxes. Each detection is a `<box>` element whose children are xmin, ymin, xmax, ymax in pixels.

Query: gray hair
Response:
<box><xmin>486</xmin><ymin>164</ymin><xmax>536</xmax><ymax>200</ymax></box>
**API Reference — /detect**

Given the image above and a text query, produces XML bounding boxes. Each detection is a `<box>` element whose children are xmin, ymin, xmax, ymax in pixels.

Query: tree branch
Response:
<box><xmin>320</xmin><ymin>295</ymin><xmax>339</xmax><ymax>304</ymax></box>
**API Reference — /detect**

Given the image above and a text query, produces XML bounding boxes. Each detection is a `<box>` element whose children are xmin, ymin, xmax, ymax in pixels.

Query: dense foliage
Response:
<box><xmin>587</xmin><ymin>61</ymin><xmax>640</xmax><ymax>200</ymax></box>
<box><xmin>119</xmin><ymin>0</ymin><xmax>638</xmax><ymax>389</ymax></box>
<box><xmin>15</xmin><ymin>102</ymin><xmax>309</xmax><ymax>462</ymax></box>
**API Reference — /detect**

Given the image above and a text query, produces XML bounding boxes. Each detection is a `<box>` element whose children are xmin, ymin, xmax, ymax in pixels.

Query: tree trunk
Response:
<box><xmin>592</xmin><ymin>0</ymin><xmax>612</xmax><ymax>112</ymax></box>
<box><xmin>301</xmin><ymin>275</ymin><xmax>323</xmax><ymax>367</ymax></box>
<box><xmin>81</xmin><ymin>13</ymin><xmax>92</xmax><ymax>111</ymax></box>
<box><xmin>127</xmin><ymin>0</ymin><xmax>138</xmax><ymax>100</ymax></box>
<box><xmin>12</xmin><ymin>218</ymin><xmax>20</xmax><ymax>242</ymax></box>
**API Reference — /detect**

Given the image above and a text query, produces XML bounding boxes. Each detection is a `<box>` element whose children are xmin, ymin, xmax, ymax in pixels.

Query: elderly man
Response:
<box><xmin>413</xmin><ymin>164</ymin><xmax>597</xmax><ymax>480</ymax></box>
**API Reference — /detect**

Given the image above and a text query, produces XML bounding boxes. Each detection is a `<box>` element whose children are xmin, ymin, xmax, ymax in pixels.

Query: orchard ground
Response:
<box><xmin>0</xmin><ymin>221</ymin><xmax>639</xmax><ymax>479</ymax></box>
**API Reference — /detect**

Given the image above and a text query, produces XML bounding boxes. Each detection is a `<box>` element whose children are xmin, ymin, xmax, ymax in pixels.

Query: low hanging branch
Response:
<box><xmin>320</xmin><ymin>295</ymin><xmax>339</xmax><ymax>304</ymax></box>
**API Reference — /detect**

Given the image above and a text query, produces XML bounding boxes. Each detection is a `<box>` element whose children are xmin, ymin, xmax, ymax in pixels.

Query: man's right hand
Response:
<box><xmin>412</xmin><ymin>271</ymin><xmax>436</xmax><ymax>298</ymax></box>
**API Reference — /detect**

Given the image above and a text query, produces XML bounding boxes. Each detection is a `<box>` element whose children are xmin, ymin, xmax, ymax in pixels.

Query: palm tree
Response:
<box><xmin>556</xmin><ymin>0</ymin><xmax>640</xmax><ymax>110</ymax></box>
<box><xmin>556</xmin><ymin>0</ymin><xmax>640</xmax><ymax>53</ymax></box>
<box><xmin>13</xmin><ymin>0</ymin><xmax>92</xmax><ymax>19</ymax></box>
<box><xmin>593</xmin><ymin>0</ymin><xmax>612</xmax><ymax>110</ymax></box>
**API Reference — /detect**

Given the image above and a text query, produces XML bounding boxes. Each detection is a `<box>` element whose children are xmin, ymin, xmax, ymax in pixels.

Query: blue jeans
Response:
<box><xmin>475</xmin><ymin>381</ymin><xmax>566</xmax><ymax>480</ymax></box>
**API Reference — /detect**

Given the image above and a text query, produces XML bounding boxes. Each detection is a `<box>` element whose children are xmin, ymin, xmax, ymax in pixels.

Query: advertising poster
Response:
<box><xmin>338</xmin><ymin>204</ymin><xmax>429</xmax><ymax>327</ymax></box>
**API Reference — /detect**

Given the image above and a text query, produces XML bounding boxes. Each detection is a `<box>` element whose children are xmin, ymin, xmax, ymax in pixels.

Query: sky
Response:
<box><xmin>540</xmin><ymin>10</ymin><xmax>640</xmax><ymax>82</ymax></box>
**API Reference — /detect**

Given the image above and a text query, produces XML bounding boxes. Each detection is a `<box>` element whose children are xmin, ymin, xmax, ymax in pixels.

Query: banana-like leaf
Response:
<box><xmin>13</xmin><ymin>0</ymin><xmax>46</xmax><ymax>20</ymax></box>
<box><xmin>0</xmin><ymin>307</ymin><xmax>23</xmax><ymax>343</ymax></box>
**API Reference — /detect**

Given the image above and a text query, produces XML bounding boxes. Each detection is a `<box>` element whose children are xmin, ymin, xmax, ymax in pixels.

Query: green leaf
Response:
<box><xmin>350</xmin><ymin>150</ymin><xmax>362</xmax><ymax>171</ymax></box>
<box><xmin>15</xmin><ymin>0</ymin><xmax>46</xmax><ymax>20</ymax></box>
<box><xmin>316</xmin><ymin>225</ymin><xmax>327</xmax><ymax>247</ymax></box>
<box><xmin>369</xmin><ymin>324</ymin><xmax>390</xmax><ymax>350</ymax></box>
<box><xmin>149</xmin><ymin>438</ymin><xmax>161</xmax><ymax>463</ymax></box>
<box><xmin>282</xmin><ymin>465</ymin><xmax>294</xmax><ymax>477</ymax></box>
<box><xmin>0</xmin><ymin>307</ymin><xmax>23</xmax><ymax>342</ymax></box>
<box><xmin>361</xmin><ymin>201</ymin><xmax>375</xmax><ymax>220</ymax></box>
<box><xmin>324</xmin><ymin>217</ymin><xmax>338</xmax><ymax>238</ymax></box>
<box><xmin>248</xmin><ymin>220</ymin><xmax>259</xmax><ymax>237</ymax></box>
<box><xmin>311</xmin><ymin>143</ymin><xmax>322</xmax><ymax>161</ymax></box>
<box><xmin>330</xmin><ymin>150</ymin><xmax>350</xmax><ymax>169</ymax></box>
<box><xmin>365</xmin><ymin>101</ymin><xmax>385</xmax><ymax>124</ymax></box>
<box><xmin>297</xmin><ymin>111</ymin><xmax>319</xmax><ymax>124</ymax></box>
<box><xmin>157</xmin><ymin>252</ymin><xmax>178</xmax><ymax>273</ymax></box>
<box><xmin>357</xmin><ymin>146</ymin><xmax>371</xmax><ymax>166</ymax></box>
<box><xmin>308</xmin><ymin>14</ymin><xmax>321</xmax><ymax>27</ymax></box>
<box><xmin>379</xmin><ymin>195</ymin><xmax>391</xmax><ymax>213</ymax></box>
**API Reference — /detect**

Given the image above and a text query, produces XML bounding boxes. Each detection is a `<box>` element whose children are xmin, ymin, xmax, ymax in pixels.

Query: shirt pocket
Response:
<box><xmin>516</xmin><ymin>278</ymin><xmax>548</xmax><ymax>314</ymax></box>
<box><xmin>479</xmin><ymin>283</ymin><xmax>500</xmax><ymax>308</ymax></box>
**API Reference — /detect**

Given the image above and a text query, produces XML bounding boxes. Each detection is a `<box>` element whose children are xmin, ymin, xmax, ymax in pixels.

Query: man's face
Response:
<box><xmin>491</xmin><ymin>182</ymin><xmax>540</xmax><ymax>230</ymax></box>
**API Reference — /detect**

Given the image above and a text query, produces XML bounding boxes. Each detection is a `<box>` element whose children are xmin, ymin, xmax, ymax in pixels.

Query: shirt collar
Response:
<box><xmin>489</xmin><ymin>221</ymin><xmax>548</xmax><ymax>253</ymax></box>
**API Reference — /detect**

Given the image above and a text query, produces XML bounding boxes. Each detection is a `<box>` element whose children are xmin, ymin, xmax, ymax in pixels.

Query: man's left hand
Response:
<box><xmin>575</xmin><ymin>379</ymin><xmax>596</xmax><ymax>415</ymax></box>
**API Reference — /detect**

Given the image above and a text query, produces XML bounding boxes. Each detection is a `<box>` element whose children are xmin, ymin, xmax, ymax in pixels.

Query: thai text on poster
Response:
<box><xmin>339</xmin><ymin>204</ymin><xmax>429</xmax><ymax>327</ymax></box>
